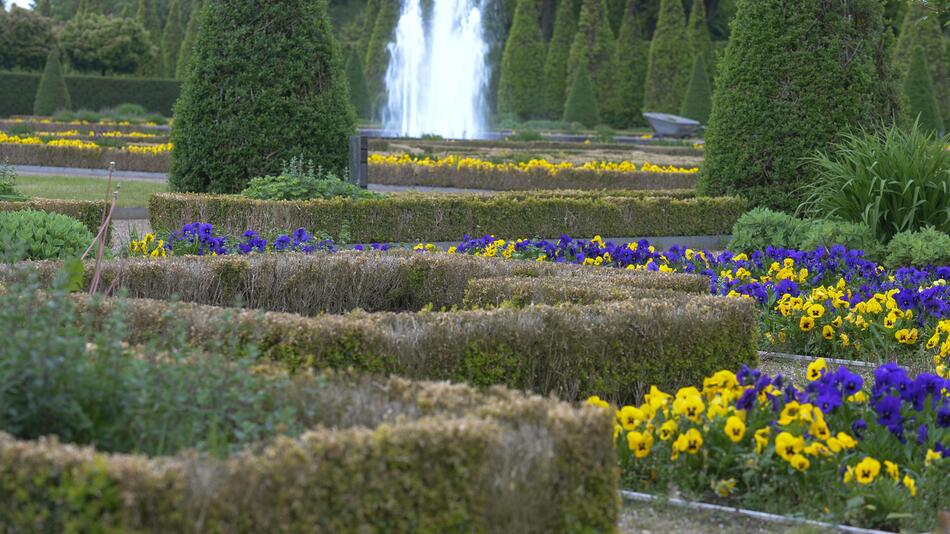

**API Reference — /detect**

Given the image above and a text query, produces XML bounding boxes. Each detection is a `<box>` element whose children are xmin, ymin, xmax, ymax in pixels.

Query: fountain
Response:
<box><xmin>383</xmin><ymin>0</ymin><xmax>490</xmax><ymax>139</ymax></box>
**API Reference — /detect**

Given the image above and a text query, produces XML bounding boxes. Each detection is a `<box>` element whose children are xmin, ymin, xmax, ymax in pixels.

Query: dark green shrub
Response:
<box><xmin>241</xmin><ymin>157</ymin><xmax>383</xmax><ymax>201</ymax></box>
<box><xmin>680</xmin><ymin>53</ymin><xmax>711</xmax><ymax>123</ymax></box>
<box><xmin>562</xmin><ymin>62</ymin><xmax>600</xmax><ymax>128</ymax></box>
<box><xmin>893</xmin><ymin>2</ymin><xmax>949</xmax><ymax>123</ymax></box>
<box><xmin>903</xmin><ymin>46</ymin><xmax>945</xmax><ymax>136</ymax></box>
<box><xmin>160</xmin><ymin>0</ymin><xmax>183</xmax><ymax>77</ymax></box>
<box><xmin>884</xmin><ymin>226</ymin><xmax>950</xmax><ymax>268</ymax></box>
<box><xmin>33</xmin><ymin>48</ymin><xmax>71</xmax><ymax>117</ymax></box>
<box><xmin>801</xmin><ymin>122</ymin><xmax>950</xmax><ymax>242</ymax></box>
<box><xmin>169</xmin><ymin>0</ymin><xmax>355</xmax><ymax>193</ymax></box>
<box><xmin>699</xmin><ymin>0</ymin><xmax>898</xmax><ymax>212</ymax></box>
<box><xmin>0</xmin><ymin>210</ymin><xmax>93</xmax><ymax>261</ymax></box>
<box><xmin>175</xmin><ymin>0</ymin><xmax>202</xmax><ymax>79</ymax></box>
<box><xmin>0</xmin><ymin>6</ymin><xmax>53</xmax><ymax>71</ymax></box>
<box><xmin>729</xmin><ymin>207</ymin><xmax>804</xmax><ymax>253</ymax></box>
<box><xmin>506</xmin><ymin>129</ymin><xmax>544</xmax><ymax>141</ymax></box>
<box><xmin>798</xmin><ymin>219</ymin><xmax>881</xmax><ymax>257</ymax></box>
<box><xmin>0</xmin><ymin>161</ymin><xmax>26</xmax><ymax>202</ymax></box>
<box><xmin>609</xmin><ymin>0</ymin><xmax>648</xmax><ymax>128</ymax></box>
<box><xmin>344</xmin><ymin>46</ymin><xmax>372</xmax><ymax>119</ymax></box>
<box><xmin>364</xmin><ymin>0</ymin><xmax>399</xmax><ymax>108</ymax></box>
<box><xmin>642</xmin><ymin>0</ymin><xmax>691</xmax><ymax>114</ymax></box>
<box><xmin>686</xmin><ymin>0</ymin><xmax>714</xmax><ymax>82</ymax></box>
<box><xmin>496</xmin><ymin>0</ymin><xmax>546</xmax><ymax>120</ymax></box>
<box><xmin>541</xmin><ymin>0</ymin><xmax>576</xmax><ymax>119</ymax></box>
<box><xmin>567</xmin><ymin>0</ymin><xmax>617</xmax><ymax>114</ymax></box>
<box><xmin>60</xmin><ymin>14</ymin><xmax>154</xmax><ymax>76</ymax></box>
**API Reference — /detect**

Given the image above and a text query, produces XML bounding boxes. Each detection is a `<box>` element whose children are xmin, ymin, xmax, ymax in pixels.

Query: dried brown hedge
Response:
<box><xmin>0</xmin><ymin>143</ymin><xmax>168</xmax><ymax>173</ymax></box>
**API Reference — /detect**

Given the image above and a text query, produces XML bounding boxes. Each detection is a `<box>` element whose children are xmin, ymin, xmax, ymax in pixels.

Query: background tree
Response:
<box><xmin>686</xmin><ymin>0</ymin><xmax>714</xmax><ymax>81</ymax></box>
<box><xmin>135</xmin><ymin>0</ymin><xmax>162</xmax><ymax>75</ymax></box>
<box><xmin>344</xmin><ymin>46</ymin><xmax>372</xmax><ymax>119</ymax></box>
<box><xmin>642</xmin><ymin>0</ymin><xmax>691</xmax><ymax>113</ymax></box>
<box><xmin>33</xmin><ymin>0</ymin><xmax>54</xmax><ymax>17</ymax></box>
<box><xmin>893</xmin><ymin>1</ymin><xmax>949</xmax><ymax>122</ymax></box>
<box><xmin>903</xmin><ymin>45</ymin><xmax>945</xmax><ymax>135</ymax></box>
<box><xmin>541</xmin><ymin>0</ymin><xmax>576</xmax><ymax>119</ymax></box>
<box><xmin>175</xmin><ymin>0</ymin><xmax>200</xmax><ymax>78</ymax></box>
<box><xmin>497</xmin><ymin>0</ymin><xmax>546</xmax><ymax>119</ymax></box>
<box><xmin>680</xmin><ymin>52</ymin><xmax>711</xmax><ymax>123</ymax></box>
<box><xmin>169</xmin><ymin>0</ymin><xmax>355</xmax><ymax>193</ymax></box>
<box><xmin>363</xmin><ymin>0</ymin><xmax>399</xmax><ymax>112</ymax></box>
<box><xmin>0</xmin><ymin>7</ymin><xmax>54</xmax><ymax>71</ymax></box>
<box><xmin>567</xmin><ymin>0</ymin><xmax>616</xmax><ymax>118</ymax></box>
<box><xmin>160</xmin><ymin>0</ymin><xmax>182</xmax><ymax>77</ymax></box>
<box><xmin>356</xmin><ymin>0</ymin><xmax>378</xmax><ymax>61</ymax></box>
<box><xmin>60</xmin><ymin>14</ymin><xmax>154</xmax><ymax>75</ymax></box>
<box><xmin>699</xmin><ymin>0</ymin><xmax>898</xmax><ymax>212</ymax></box>
<box><xmin>608</xmin><ymin>0</ymin><xmax>648</xmax><ymax>127</ymax></box>
<box><xmin>562</xmin><ymin>60</ymin><xmax>599</xmax><ymax>127</ymax></box>
<box><xmin>33</xmin><ymin>47</ymin><xmax>71</xmax><ymax>116</ymax></box>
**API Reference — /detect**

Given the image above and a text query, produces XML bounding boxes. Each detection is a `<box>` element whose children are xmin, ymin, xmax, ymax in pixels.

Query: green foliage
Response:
<box><xmin>801</xmin><ymin>122</ymin><xmax>950</xmax><ymax>242</ymax></box>
<box><xmin>356</xmin><ymin>0</ymin><xmax>378</xmax><ymax>60</ymax></box>
<box><xmin>506</xmin><ymin>129</ymin><xmax>544</xmax><ymax>141</ymax></box>
<box><xmin>0</xmin><ymin>210</ymin><xmax>93</xmax><ymax>261</ymax></box>
<box><xmin>0</xmin><ymin>73</ymin><xmax>179</xmax><ymax>117</ymax></box>
<box><xmin>679</xmin><ymin>52</ymin><xmax>711</xmax><ymax>123</ymax></box>
<box><xmin>0</xmin><ymin>198</ymin><xmax>109</xmax><ymax>237</ymax></box>
<box><xmin>0</xmin><ymin>6</ymin><xmax>54</xmax><ymax>72</ymax></box>
<box><xmin>699</xmin><ymin>0</ymin><xmax>898</xmax><ymax>212</ymax></box>
<box><xmin>160</xmin><ymin>0</ymin><xmax>183</xmax><ymax>77</ymax></box>
<box><xmin>0</xmin><ymin>161</ymin><xmax>27</xmax><ymax>202</ymax></box>
<box><xmin>562</xmin><ymin>61</ymin><xmax>600</xmax><ymax>127</ymax></box>
<box><xmin>903</xmin><ymin>46</ymin><xmax>945</xmax><ymax>136</ymax></box>
<box><xmin>242</xmin><ymin>156</ymin><xmax>383</xmax><ymax>201</ymax></box>
<box><xmin>60</xmin><ymin>14</ymin><xmax>154</xmax><ymax>75</ymax></box>
<box><xmin>175</xmin><ymin>0</ymin><xmax>201</xmax><ymax>79</ymax></box>
<box><xmin>541</xmin><ymin>0</ymin><xmax>576</xmax><ymax>119</ymax></box>
<box><xmin>497</xmin><ymin>0</ymin><xmax>547</xmax><ymax>120</ymax></box>
<box><xmin>33</xmin><ymin>48</ymin><xmax>72</xmax><ymax>117</ymax></box>
<box><xmin>686</xmin><ymin>0</ymin><xmax>714</xmax><ymax>81</ymax></box>
<box><xmin>728</xmin><ymin>207</ymin><xmax>805</xmax><ymax>253</ymax></box>
<box><xmin>364</xmin><ymin>0</ymin><xmax>399</xmax><ymax>111</ymax></box>
<box><xmin>884</xmin><ymin>226</ymin><xmax>950</xmax><ymax>267</ymax></box>
<box><xmin>893</xmin><ymin>2</ymin><xmax>949</xmax><ymax>123</ymax></box>
<box><xmin>169</xmin><ymin>0</ymin><xmax>355</xmax><ymax>194</ymax></box>
<box><xmin>608</xmin><ymin>0</ymin><xmax>648</xmax><ymax>128</ymax></box>
<box><xmin>797</xmin><ymin>219</ymin><xmax>880</xmax><ymax>257</ymax></box>
<box><xmin>567</xmin><ymin>0</ymin><xmax>617</xmax><ymax>115</ymax></box>
<box><xmin>134</xmin><ymin>0</ymin><xmax>163</xmax><ymax>76</ymax></box>
<box><xmin>642</xmin><ymin>0</ymin><xmax>691</xmax><ymax>113</ymax></box>
<box><xmin>344</xmin><ymin>46</ymin><xmax>372</xmax><ymax>119</ymax></box>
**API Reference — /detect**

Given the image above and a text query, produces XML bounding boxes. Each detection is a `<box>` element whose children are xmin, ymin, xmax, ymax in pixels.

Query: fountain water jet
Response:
<box><xmin>383</xmin><ymin>0</ymin><xmax>489</xmax><ymax>139</ymax></box>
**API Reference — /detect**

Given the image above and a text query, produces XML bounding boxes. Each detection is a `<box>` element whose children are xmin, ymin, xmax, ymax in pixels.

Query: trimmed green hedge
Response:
<box><xmin>148</xmin><ymin>192</ymin><xmax>747</xmax><ymax>241</ymax></box>
<box><xmin>0</xmin><ymin>144</ymin><xmax>168</xmax><ymax>173</ymax></box>
<box><xmin>0</xmin><ymin>373</ymin><xmax>618</xmax><ymax>531</ymax></box>
<box><xmin>0</xmin><ymin>198</ymin><xmax>108</xmax><ymax>239</ymax></box>
<box><xmin>0</xmin><ymin>72</ymin><xmax>180</xmax><ymax>117</ymax></box>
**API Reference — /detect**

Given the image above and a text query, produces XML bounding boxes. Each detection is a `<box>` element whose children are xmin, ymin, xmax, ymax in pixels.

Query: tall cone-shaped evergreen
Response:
<box><xmin>541</xmin><ymin>0</ymin><xmax>576</xmax><ymax>119</ymax></box>
<box><xmin>160</xmin><ymin>0</ymin><xmax>183</xmax><ymax>77</ymax></box>
<box><xmin>686</xmin><ymin>0</ymin><xmax>713</xmax><ymax>81</ymax></box>
<box><xmin>176</xmin><ymin>0</ymin><xmax>202</xmax><ymax>79</ymax></box>
<box><xmin>605</xmin><ymin>0</ymin><xmax>623</xmax><ymax>37</ymax></box>
<box><xmin>608</xmin><ymin>0</ymin><xmax>648</xmax><ymax>127</ymax></box>
<box><xmin>33</xmin><ymin>47</ymin><xmax>71</xmax><ymax>116</ymax></box>
<box><xmin>345</xmin><ymin>46</ymin><xmax>372</xmax><ymax>119</ymax></box>
<box><xmin>563</xmin><ymin>60</ymin><xmax>599</xmax><ymax>127</ymax></box>
<box><xmin>136</xmin><ymin>0</ymin><xmax>162</xmax><ymax>76</ymax></box>
<box><xmin>169</xmin><ymin>0</ymin><xmax>355</xmax><ymax>193</ymax></box>
<box><xmin>680</xmin><ymin>52</ymin><xmax>711</xmax><ymax>123</ymax></box>
<box><xmin>497</xmin><ymin>0</ymin><xmax>546</xmax><ymax>119</ymax></box>
<box><xmin>699</xmin><ymin>0</ymin><xmax>898</xmax><ymax>212</ymax></box>
<box><xmin>364</xmin><ymin>0</ymin><xmax>399</xmax><ymax>111</ymax></box>
<box><xmin>642</xmin><ymin>0</ymin><xmax>691</xmax><ymax>113</ymax></box>
<box><xmin>903</xmin><ymin>46</ymin><xmax>945</xmax><ymax>135</ymax></box>
<box><xmin>893</xmin><ymin>1</ymin><xmax>949</xmax><ymax>122</ymax></box>
<box><xmin>357</xmin><ymin>0</ymin><xmax>380</xmax><ymax>62</ymax></box>
<box><xmin>567</xmin><ymin>0</ymin><xmax>616</xmax><ymax>113</ymax></box>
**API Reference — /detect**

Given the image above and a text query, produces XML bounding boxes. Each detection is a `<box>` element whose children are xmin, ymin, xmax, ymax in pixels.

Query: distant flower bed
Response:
<box><xmin>0</xmin><ymin>131</ymin><xmax>171</xmax><ymax>154</ymax></box>
<box><xmin>594</xmin><ymin>360</ymin><xmax>950</xmax><ymax>531</ymax></box>
<box><xmin>369</xmin><ymin>153</ymin><xmax>699</xmax><ymax>175</ymax></box>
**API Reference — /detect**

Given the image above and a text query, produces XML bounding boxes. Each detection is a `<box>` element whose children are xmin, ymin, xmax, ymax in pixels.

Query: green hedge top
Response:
<box><xmin>148</xmin><ymin>191</ymin><xmax>747</xmax><ymax>242</ymax></box>
<box><xmin>0</xmin><ymin>72</ymin><xmax>180</xmax><ymax>117</ymax></box>
<box><xmin>0</xmin><ymin>198</ymin><xmax>108</xmax><ymax>238</ymax></box>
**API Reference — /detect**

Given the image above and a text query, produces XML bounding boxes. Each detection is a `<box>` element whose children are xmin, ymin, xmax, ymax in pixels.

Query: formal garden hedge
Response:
<box><xmin>148</xmin><ymin>192</ymin><xmax>746</xmax><ymax>242</ymax></box>
<box><xmin>368</xmin><ymin>138</ymin><xmax>705</xmax><ymax>157</ymax></box>
<box><xmin>0</xmin><ymin>372</ymin><xmax>618</xmax><ymax>532</ymax></box>
<box><xmin>0</xmin><ymin>119</ymin><xmax>168</xmax><ymax>135</ymax></box>
<box><xmin>0</xmin><ymin>143</ymin><xmax>168</xmax><ymax>173</ymax></box>
<box><xmin>0</xmin><ymin>198</ymin><xmax>108</xmax><ymax>237</ymax></box>
<box><xmin>11</xmin><ymin>252</ymin><xmax>757</xmax><ymax>399</ymax></box>
<box><xmin>0</xmin><ymin>72</ymin><xmax>180</xmax><ymax>117</ymax></box>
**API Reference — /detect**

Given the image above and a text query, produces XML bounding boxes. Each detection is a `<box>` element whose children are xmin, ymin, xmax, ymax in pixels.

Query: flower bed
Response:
<box><xmin>600</xmin><ymin>360</ymin><xmax>950</xmax><ymax>531</ymax></box>
<box><xmin>0</xmin><ymin>142</ymin><xmax>169</xmax><ymax>172</ymax></box>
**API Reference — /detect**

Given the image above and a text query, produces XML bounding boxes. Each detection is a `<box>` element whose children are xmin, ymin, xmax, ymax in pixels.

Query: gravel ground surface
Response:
<box><xmin>619</xmin><ymin>499</ymin><xmax>832</xmax><ymax>533</ymax></box>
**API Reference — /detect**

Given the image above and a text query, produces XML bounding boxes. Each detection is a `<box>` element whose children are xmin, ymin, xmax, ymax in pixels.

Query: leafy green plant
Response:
<box><xmin>800</xmin><ymin>122</ymin><xmax>950</xmax><ymax>242</ymax></box>
<box><xmin>0</xmin><ymin>210</ymin><xmax>94</xmax><ymax>261</ymax></box>
<box><xmin>729</xmin><ymin>207</ymin><xmax>804</xmax><ymax>252</ymax></box>
<box><xmin>797</xmin><ymin>219</ymin><xmax>881</xmax><ymax>258</ymax></box>
<box><xmin>0</xmin><ymin>161</ymin><xmax>28</xmax><ymax>202</ymax></box>
<box><xmin>884</xmin><ymin>226</ymin><xmax>950</xmax><ymax>268</ymax></box>
<box><xmin>506</xmin><ymin>129</ymin><xmax>544</xmax><ymax>142</ymax></box>
<box><xmin>241</xmin><ymin>156</ymin><xmax>383</xmax><ymax>201</ymax></box>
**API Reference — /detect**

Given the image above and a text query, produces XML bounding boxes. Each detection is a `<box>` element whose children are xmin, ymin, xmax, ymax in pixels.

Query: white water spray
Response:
<box><xmin>383</xmin><ymin>0</ymin><xmax>489</xmax><ymax>139</ymax></box>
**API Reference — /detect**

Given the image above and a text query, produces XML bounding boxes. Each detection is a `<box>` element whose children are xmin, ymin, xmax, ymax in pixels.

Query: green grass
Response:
<box><xmin>14</xmin><ymin>175</ymin><xmax>167</xmax><ymax>208</ymax></box>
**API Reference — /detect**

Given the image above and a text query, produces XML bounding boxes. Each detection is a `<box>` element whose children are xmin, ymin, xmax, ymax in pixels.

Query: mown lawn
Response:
<box><xmin>14</xmin><ymin>175</ymin><xmax>167</xmax><ymax>208</ymax></box>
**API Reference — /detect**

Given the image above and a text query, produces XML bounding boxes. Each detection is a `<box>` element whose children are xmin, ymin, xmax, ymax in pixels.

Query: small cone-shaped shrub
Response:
<box><xmin>680</xmin><ymin>52</ymin><xmax>711</xmax><ymax>123</ymax></box>
<box><xmin>903</xmin><ymin>46</ymin><xmax>945</xmax><ymax>136</ymax></box>
<box><xmin>893</xmin><ymin>2</ymin><xmax>949</xmax><ymax>123</ymax></box>
<box><xmin>686</xmin><ymin>0</ymin><xmax>714</xmax><ymax>81</ymax></box>
<box><xmin>642</xmin><ymin>0</ymin><xmax>691</xmax><ymax>113</ymax></box>
<box><xmin>567</xmin><ymin>0</ymin><xmax>617</xmax><ymax>111</ymax></box>
<box><xmin>175</xmin><ymin>0</ymin><xmax>202</xmax><ymax>79</ymax></box>
<box><xmin>497</xmin><ymin>0</ymin><xmax>546</xmax><ymax>119</ymax></box>
<box><xmin>33</xmin><ymin>47</ymin><xmax>71</xmax><ymax>116</ymax></box>
<box><xmin>160</xmin><ymin>0</ymin><xmax>183</xmax><ymax>77</ymax></box>
<box><xmin>541</xmin><ymin>0</ymin><xmax>576</xmax><ymax>119</ymax></box>
<box><xmin>562</xmin><ymin>61</ymin><xmax>600</xmax><ymax>127</ymax></box>
<box><xmin>345</xmin><ymin>46</ymin><xmax>372</xmax><ymax>119</ymax></box>
<box><xmin>607</xmin><ymin>0</ymin><xmax>648</xmax><ymax>127</ymax></box>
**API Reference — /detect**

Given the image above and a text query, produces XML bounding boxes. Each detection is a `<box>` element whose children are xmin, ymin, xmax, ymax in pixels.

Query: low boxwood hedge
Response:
<box><xmin>148</xmin><ymin>192</ymin><xmax>747</xmax><ymax>242</ymax></box>
<box><xmin>0</xmin><ymin>143</ymin><xmax>168</xmax><ymax>173</ymax></box>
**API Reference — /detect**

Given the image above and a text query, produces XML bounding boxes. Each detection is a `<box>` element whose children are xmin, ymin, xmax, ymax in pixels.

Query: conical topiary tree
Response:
<box><xmin>607</xmin><ymin>0</ymin><xmax>648</xmax><ymax>127</ymax></box>
<box><xmin>699</xmin><ymin>0</ymin><xmax>898</xmax><ymax>212</ymax></box>
<box><xmin>642</xmin><ymin>0</ymin><xmax>691</xmax><ymax>114</ymax></box>
<box><xmin>686</xmin><ymin>0</ymin><xmax>714</xmax><ymax>81</ymax></box>
<box><xmin>567</xmin><ymin>0</ymin><xmax>616</xmax><ymax>113</ymax></box>
<box><xmin>136</xmin><ymin>0</ymin><xmax>162</xmax><ymax>76</ymax></box>
<box><xmin>541</xmin><ymin>0</ymin><xmax>577</xmax><ymax>119</ymax></box>
<box><xmin>497</xmin><ymin>0</ymin><xmax>546</xmax><ymax>119</ymax></box>
<box><xmin>893</xmin><ymin>2</ymin><xmax>949</xmax><ymax>123</ymax></box>
<box><xmin>680</xmin><ymin>52</ymin><xmax>711</xmax><ymax>123</ymax></box>
<box><xmin>169</xmin><ymin>0</ymin><xmax>356</xmax><ymax>193</ymax></box>
<box><xmin>562</xmin><ymin>61</ymin><xmax>599</xmax><ymax>127</ymax></box>
<box><xmin>364</xmin><ymin>0</ymin><xmax>400</xmax><ymax>112</ymax></box>
<box><xmin>175</xmin><ymin>0</ymin><xmax>201</xmax><ymax>79</ymax></box>
<box><xmin>160</xmin><ymin>0</ymin><xmax>183</xmax><ymax>77</ymax></box>
<box><xmin>903</xmin><ymin>46</ymin><xmax>945</xmax><ymax>136</ymax></box>
<box><xmin>33</xmin><ymin>47</ymin><xmax>71</xmax><ymax>116</ymax></box>
<box><xmin>345</xmin><ymin>46</ymin><xmax>372</xmax><ymax>119</ymax></box>
<box><xmin>357</xmin><ymin>0</ymin><xmax>379</xmax><ymax>62</ymax></box>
